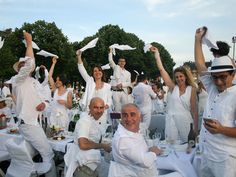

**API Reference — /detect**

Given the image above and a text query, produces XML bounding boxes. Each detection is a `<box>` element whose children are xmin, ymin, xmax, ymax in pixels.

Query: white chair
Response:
<box><xmin>5</xmin><ymin>138</ymin><xmax>52</xmax><ymax>177</ymax></box>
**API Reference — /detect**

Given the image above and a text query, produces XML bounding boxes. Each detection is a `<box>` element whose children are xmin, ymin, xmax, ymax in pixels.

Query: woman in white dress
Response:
<box><xmin>150</xmin><ymin>46</ymin><xmax>198</xmax><ymax>143</ymax></box>
<box><xmin>48</xmin><ymin>57</ymin><xmax>72</xmax><ymax>130</ymax></box>
<box><xmin>76</xmin><ymin>50</ymin><xmax>112</xmax><ymax>111</ymax></box>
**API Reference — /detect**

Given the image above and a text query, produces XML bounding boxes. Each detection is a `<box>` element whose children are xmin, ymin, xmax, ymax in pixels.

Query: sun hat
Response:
<box><xmin>206</xmin><ymin>56</ymin><xmax>236</xmax><ymax>73</ymax></box>
<box><xmin>13</xmin><ymin>57</ymin><xmax>31</xmax><ymax>72</ymax></box>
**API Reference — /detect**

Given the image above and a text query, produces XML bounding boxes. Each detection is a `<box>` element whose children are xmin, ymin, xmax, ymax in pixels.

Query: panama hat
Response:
<box><xmin>206</xmin><ymin>56</ymin><xmax>236</xmax><ymax>73</ymax></box>
<box><xmin>13</xmin><ymin>57</ymin><xmax>31</xmax><ymax>72</ymax></box>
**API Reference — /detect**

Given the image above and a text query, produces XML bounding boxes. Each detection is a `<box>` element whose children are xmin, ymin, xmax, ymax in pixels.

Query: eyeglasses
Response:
<box><xmin>211</xmin><ymin>74</ymin><xmax>229</xmax><ymax>82</ymax></box>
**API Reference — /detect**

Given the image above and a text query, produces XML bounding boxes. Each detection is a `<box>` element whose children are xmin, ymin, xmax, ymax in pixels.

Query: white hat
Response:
<box><xmin>206</xmin><ymin>56</ymin><xmax>236</xmax><ymax>73</ymax></box>
<box><xmin>13</xmin><ymin>57</ymin><xmax>31</xmax><ymax>72</ymax></box>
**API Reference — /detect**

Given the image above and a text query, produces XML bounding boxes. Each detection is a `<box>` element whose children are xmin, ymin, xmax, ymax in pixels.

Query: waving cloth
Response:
<box><xmin>36</xmin><ymin>50</ymin><xmax>59</xmax><ymax>58</ymax></box>
<box><xmin>101</xmin><ymin>63</ymin><xmax>111</xmax><ymax>70</ymax></box>
<box><xmin>0</xmin><ymin>37</ymin><xmax>4</xmax><ymax>49</ymax></box>
<box><xmin>79</xmin><ymin>37</ymin><xmax>99</xmax><ymax>52</ymax></box>
<box><xmin>22</xmin><ymin>39</ymin><xmax>40</xmax><ymax>50</ymax></box>
<box><xmin>133</xmin><ymin>70</ymin><xmax>140</xmax><ymax>76</ymax></box>
<box><xmin>143</xmin><ymin>43</ymin><xmax>152</xmax><ymax>53</ymax></box>
<box><xmin>201</xmin><ymin>27</ymin><xmax>218</xmax><ymax>49</ymax></box>
<box><xmin>109</xmin><ymin>44</ymin><xmax>136</xmax><ymax>55</ymax></box>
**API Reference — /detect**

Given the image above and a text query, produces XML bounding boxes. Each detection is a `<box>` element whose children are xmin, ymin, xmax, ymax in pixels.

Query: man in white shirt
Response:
<box><xmin>133</xmin><ymin>74</ymin><xmax>157</xmax><ymax>129</ymax></box>
<box><xmin>65</xmin><ymin>97</ymin><xmax>111</xmax><ymax>177</ymax></box>
<box><xmin>108</xmin><ymin>49</ymin><xmax>131</xmax><ymax>112</ymax></box>
<box><xmin>195</xmin><ymin>27</ymin><xmax>236</xmax><ymax>177</ymax></box>
<box><xmin>11</xmin><ymin>31</ymin><xmax>56</xmax><ymax>176</ymax></box>
<box><xmin>109</xmin><ymin>103</ymin><xmax>181</xmax><ymax>177</ymax></box>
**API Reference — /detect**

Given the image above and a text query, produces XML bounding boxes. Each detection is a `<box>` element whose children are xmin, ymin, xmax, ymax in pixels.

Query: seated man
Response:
<box><xmin>109</xmin><ymin>103</ymin><xmax>182</xmax><ymax>177</ymax></box>
<box><xmin>64</xmin><ymin>97</ymin><xmax>111</xmax><ymax>177</ymax></box>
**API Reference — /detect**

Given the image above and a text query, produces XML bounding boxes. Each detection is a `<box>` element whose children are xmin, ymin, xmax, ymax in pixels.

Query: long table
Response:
<box><xmin>0</xmin><ymin>128</ymin><xmax>74</xmax><ymax>155</ymax></box>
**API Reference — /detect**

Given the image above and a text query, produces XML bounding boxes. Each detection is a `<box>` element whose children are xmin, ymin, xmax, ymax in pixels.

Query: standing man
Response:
<box><xmin>132</xmin><ymin>74</ymin><xmax>157</xmax><ymax>129</ymax></box>
<box><xmin>11</xmin><ymin>31</ymin><xmax>56</xmax><ymax>176</ymax></box>
<box><xmin>108</xmin><ymin>48</ymin><xmax>131</xmax><ymax>112</ymax></box>
<box><xmin>195</xmin><ymin>27</ymin><xmax>236</xmax><ymax>177</ymax></box>
<box><xmin>64</xmin><ymin>97</ymin><xmax>111</xmax><ymax>177</ymax></box>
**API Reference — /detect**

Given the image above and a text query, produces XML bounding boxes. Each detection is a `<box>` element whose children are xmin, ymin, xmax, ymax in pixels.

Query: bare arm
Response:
<box><xmin>24</xmin><ymin>31</ymin><xmax>34</xmax><ymax>59</ymax></box>
<box><xmin>194</xmin><ymin>28</ymin><xmax>208</xmax><ymax>75</ymax></box>
<box><xmin>150</xmin><ymin>47</ymin><xmax>175</xmax><ymax>90</ymax></box>
<box><xmin>48</xmin><ymin>56</ymin><xmax>58</xmax><ymax>92</ymax></box>
<box><xmin>78</xmin><ymin>137</ymin><xmax>111</xmax><ymax>152</ymax></box>
<box><xmin>205</xmin><ymin>120</ymin><xmax>236</xmax><ymax>138</ymax></box>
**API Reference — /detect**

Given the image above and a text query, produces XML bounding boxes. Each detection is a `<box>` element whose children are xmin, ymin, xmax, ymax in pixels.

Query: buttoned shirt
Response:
<box><xmin>11</xmin><ymin>58</ymin><xmax>47</xmax><ymax>126</ymax></box>
<box><xmin>108</xmin><ymin>53</ymin><xmax>131</xmax><ymax>93</ymax></box>
<box><xmin>200</xmin><ymin>74</ymin><xmax>236</xmax><ymax>162</ymax></box>
<box><xmin>133</xmin><ymin>82</ymin><xmax>156</xmax><ymax>112</ymax></box>
<box><xmin>112</xmin><ymin>124</ymin><xmax>157</xmax><ymax>168</ymax></box>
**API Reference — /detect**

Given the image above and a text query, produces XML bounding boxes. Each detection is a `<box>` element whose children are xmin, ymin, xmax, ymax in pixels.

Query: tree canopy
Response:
<box><xmin>0</xmin><ymin>20</ymin><xmax>175</xmax><ymax>85</ymax></box>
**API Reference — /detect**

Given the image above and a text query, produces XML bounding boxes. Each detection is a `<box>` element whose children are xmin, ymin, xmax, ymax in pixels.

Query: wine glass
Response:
<box><xmin>153</xmin><ymin>132</ymin><xmax>162</xmax><ymax>146</ymax></box>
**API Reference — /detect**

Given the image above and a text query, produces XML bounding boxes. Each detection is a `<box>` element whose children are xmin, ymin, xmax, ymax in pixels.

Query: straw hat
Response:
<box><xmin>13</xmin><ymin>57</ymin><xmax>31</xmax><ymax>72</ymax></box>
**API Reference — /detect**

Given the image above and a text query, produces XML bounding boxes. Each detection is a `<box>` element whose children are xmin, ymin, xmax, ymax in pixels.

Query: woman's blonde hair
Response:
<box><xmin>173</xmin><ymin>66</ymin><xmax>197</xmax><ymax>88</ymax></box>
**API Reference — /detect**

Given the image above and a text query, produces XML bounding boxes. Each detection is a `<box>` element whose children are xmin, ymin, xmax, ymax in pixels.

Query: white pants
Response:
<box><xmin>19</xmin><ymin>124</ymin><xmax>54</xmax><ymax>162</ymax></box>
<box><xmin>140</xmin><ymin>108</ymin><xmax>152</xmax><ymax>130</ymax></box>
<box><xmin>112</xmin><ymin>91</ymin><xmax>128</xmax><ymax>112</ymax></box>
<box><xmin>201</xmin><ymin>154</ymin><xmax>236</xmax><ymax>177</ymax></box>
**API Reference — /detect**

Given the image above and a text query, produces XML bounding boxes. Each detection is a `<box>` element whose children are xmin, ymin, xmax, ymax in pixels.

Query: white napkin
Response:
<box><xmin>101</xmin><ymin>63</ymin><xmax>110</xmax><ymax>70</ymax></box>
<box><xmin>143</xmin><ymin>43</ymin><xmax>152</xmax><ymax>53</ymax></box>
<box><xmin>79</xmin><ymin>37</ymin><xmax>99</xmax><ymax>52</ymax></box>
<box><xmin>0</xmin><ymin>37</ymin><xmax>4</xmax><ymax>49</ymax></box>
<box><xmin>109</xmin><ymin>43</ymin><xmax>136</xmax><ymax>55</ymax></box>
<box><xmin>35</xmin><ymin>66</ymin><xmax>40</xmax><ymax>79</ymax></box>
<box><xmin>202</xmin><ymin>27</ymin><xmax>218</xmax><ymax>49</ymax></box>
<box><xmin>133</xmin><ymin>70</ymin><xmax>140</xmax><ymax>76</ymax></box>
<box><xmin>36</xmin><ymin>50</ymin><xmax>58</xmax><ymax>58</ymax></box>
<box><xmin>22</xmin><ymin>39</ymin><xmax>40</xmax><ymax>50</ymax></box>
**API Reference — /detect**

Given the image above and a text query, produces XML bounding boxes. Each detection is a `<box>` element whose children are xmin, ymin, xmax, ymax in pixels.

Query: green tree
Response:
<box><xmin>151</xmin><ymin>42</ymin><xmax>175</xmax><ymax>78</ymax></box>
<box><xmin>73</xmin><ymin>24</ymin><xmax>175</xmax><ymax>82</ymax></box>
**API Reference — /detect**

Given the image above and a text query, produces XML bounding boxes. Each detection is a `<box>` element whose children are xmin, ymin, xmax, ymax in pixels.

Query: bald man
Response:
<box><xmin>65</xmin><ymin>97</ymin><xmax>111</xmax><ymax>177</ymax></box>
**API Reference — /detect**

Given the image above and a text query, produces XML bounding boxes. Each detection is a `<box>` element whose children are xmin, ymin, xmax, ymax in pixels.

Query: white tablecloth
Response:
<box><xmin>0</xmin><ymin>128</ymin><xmax>73</xmax><ymax>153</ymax></box>
<box><xmin>156</xmin><ymin>143</ymin><xmax>199</xmax><ymax>177</ymax></box>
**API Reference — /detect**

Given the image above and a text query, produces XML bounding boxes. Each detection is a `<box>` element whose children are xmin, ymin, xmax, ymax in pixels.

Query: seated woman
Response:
<box><xmin>48</xmin><ymin>56</ymin><xmax>72</xmax><ymax>130</ymax></box>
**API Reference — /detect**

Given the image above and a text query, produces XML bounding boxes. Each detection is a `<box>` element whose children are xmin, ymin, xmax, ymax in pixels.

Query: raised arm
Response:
<box><xmin>13</xmin><ymin>31</ymin><xmax>35</xmax><ymax>85</ymax></box>
<box><xmin>150</xmin><ymin>47</ymin><xmax>175</xmax><ymax>90</ymax></box>
<box><xmin>190</xmin><ymin>87</ymin><xmax>199</xmax><ymax>133</ymax></box>
<box><xmin>48</xmin><ymin>56</ymin><xmax>58</xmax><ymax>92</ymax></box>
<box><xmin>24</xmin><ymin>31</ymin><xmax>34</xmax><ymax>59</ymax></box>
<box><xmin>76</xmin><ymin>50</ymin><xmax>91</xmax><ymax>82</ymax></box>
<box><xmin>108</xmin><ymin>48</ymin><xmax>116</xmax><ymax>69</ymax></box>
<box><xmin>194</xmin><ymin>27</ymin><xmax>208</xmax><ymax>75</ymax></box>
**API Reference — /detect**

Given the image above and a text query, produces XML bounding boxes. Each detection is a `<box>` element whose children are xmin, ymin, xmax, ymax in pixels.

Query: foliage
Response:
<box><xmin>0</xmin><ymin>22</ymin><xmax>175</xmax><ymax>83</ymax></box>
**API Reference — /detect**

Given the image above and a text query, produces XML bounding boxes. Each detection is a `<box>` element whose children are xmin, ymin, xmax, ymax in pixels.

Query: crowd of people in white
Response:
<box><xmin>0</xmin><ymin>26</ymin><xmax>236</xmax><ymax>177</ymax></box>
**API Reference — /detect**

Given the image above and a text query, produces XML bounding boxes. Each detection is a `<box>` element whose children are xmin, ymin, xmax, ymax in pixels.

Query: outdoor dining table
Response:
<box><xmin>0</xmin><ymin>128</ymin><xmax>74</xmax><ymax>153</ymax></box>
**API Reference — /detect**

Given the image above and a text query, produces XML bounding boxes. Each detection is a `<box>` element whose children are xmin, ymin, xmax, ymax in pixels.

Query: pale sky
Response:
<box><xmin>0</xmin><ymin>0</ymin><xmax>235</xmax><ymax>66</ymax></box>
